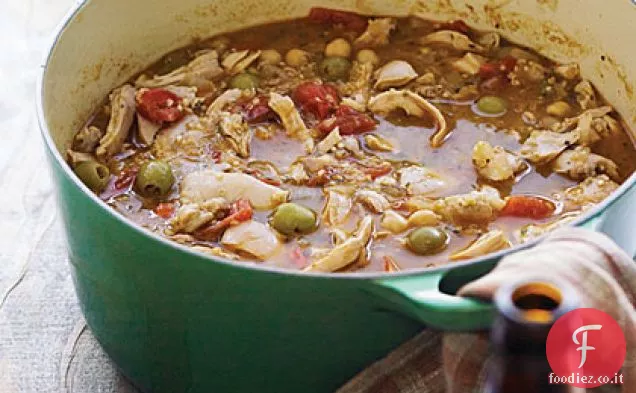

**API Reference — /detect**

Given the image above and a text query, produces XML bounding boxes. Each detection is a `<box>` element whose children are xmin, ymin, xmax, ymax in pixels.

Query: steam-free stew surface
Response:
<box><xmin>68</xmin><ymin>10</ymin><xmax>636</xmax><ymax>273</ymax></box>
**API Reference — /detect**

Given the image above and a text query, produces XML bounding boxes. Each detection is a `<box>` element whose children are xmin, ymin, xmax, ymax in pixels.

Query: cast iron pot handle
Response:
<box><xmin>372</xmin><ymin>269</ymin><xmax>495</xmax><ymax>332</ymax></box>
<box><xmin>373</xmin><ymin>185</ymin><xmax>636</xmax><ymax>332</ymax></box>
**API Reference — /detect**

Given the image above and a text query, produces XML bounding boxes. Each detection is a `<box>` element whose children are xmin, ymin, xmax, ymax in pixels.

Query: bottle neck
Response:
<box><xmin>486</xmin><ymin>279</ymin><xmax>580</xmax><ymax>393</ymax></box>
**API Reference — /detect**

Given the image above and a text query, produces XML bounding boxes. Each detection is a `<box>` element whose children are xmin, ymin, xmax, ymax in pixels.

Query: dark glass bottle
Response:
<box><xmin>484</xmin><ymin>279</ymin><xmax>579</xmax><ymax>393</ymax></box>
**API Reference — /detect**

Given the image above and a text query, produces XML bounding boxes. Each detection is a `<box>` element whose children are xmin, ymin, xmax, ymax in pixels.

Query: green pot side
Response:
<box><xmin>47</xmin><ymin>141</ymin><xmax>636</xmax><ymax>393</ymax></box>
<box><xmin>50</xmin><ymin>152</ymin><xmax>439</xmax><ymax>393</ymax></box>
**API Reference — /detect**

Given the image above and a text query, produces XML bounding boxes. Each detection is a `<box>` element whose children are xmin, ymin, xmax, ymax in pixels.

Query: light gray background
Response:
<box><xmin>0</xmin><ymin>1</ymin><xmax>137</xmax><ymax>391</ymax></box>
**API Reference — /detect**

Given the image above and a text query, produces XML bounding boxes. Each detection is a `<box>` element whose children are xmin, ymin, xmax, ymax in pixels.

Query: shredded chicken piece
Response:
<box><xmin>520</xmin><ymin>130</ymin><xmax>579</xmax><ymax>165</ymax></box>
<box><xmin>181</xmin><ymin>170</ymin><xmax>289</xmax><ymax>210</ymax></box>
<box><xmin>286</xmin><ymin>162</ymin><xmax>309</xmax><ymax>185</ymax></box>
<box><xmin>452</xmin><ymin>53</ymin><xmax>487</xmax><ymax>75</ymax></box>
<box><xmin>420</xmin><ymin>30</ymin><xmax>484</xmax><ymax>52</ymax></box>
<box><xmin>574</xmin><ymin>80</ymin><xmax>597</xmax><ymax>109</ymax></box>
<box><xmin>168</xmin><ymin>198</ymin><xmax>226</xmax><ymax>234</ymax></box>
<box><xmin>136</xmin><ymin>51</ymin><xmax>223</xmax><ymax>91</ymax></box>
<box><xmin>562</xmin><ymin>175</ymin><xmax>619</xmax><ymax>210</ymax></box>
<box><xmin>219</xmin><ymin>112</ymin><xmax>251</xmax><ymax>158</ymax></box>
<box><xmin>364</xmin><ymin>134</ymin><xmax>394</xmax><ymax>152</ymax></box>
<box><xmin>373</xmin><ymin>60</ymin><xmax>418</xmax><ymax>90</ymax></box>
<box><xmin>96</xmin><ymin>84</ymin><xmax>136</xmax><ymax>158</ymax></box>
<box><xmin>477</xmin><ymin>32</ymin><xmax>500</xmax><ymax>51</ymax></box>
<box><xmin>221</xmin><ymin>220</ymin><xmax>281</xmax><ymax>260</ymax></box>
<box><xmin>164</xmin><ymin>85</ymin><xmax>198</xmax><ymax>101</ymax></box>
<box><xmin>398</xmin><ymin>166</ymin><xmax>446</xmax><ymax>196</ymax></box>
<box><xmin>553</xmin><ymin>146</ymin><xmax>620</xmax><ymax>181</ymax></box>
<box><xmin>341</xmin><ymin>98</ymin><xmax>366</xmax><ymax>112</ymax></box>
<box><xmin>304</xmin><ymin>216</ymin><xmax>374</xmax><ymax>272</ymax></box>
<box><xmin>137</xmin><ymin>113</ymin><xmax>162</xmax><ymax>145</ymax></box>
<box><xmin>322</xmin><ymin>186</ymin><xmax>353</xmax><ymax>226</ymax></box>
<box><xmin>555</xmin><ymin>63</ymin><xmax>580</xmax><ymax>80</ymax></box>
<box><xmin>340</xmin><ymin>61</ymin><xmax>374</xmax><ymax>110</ymax></box>
<box><xmin>450</xmin><ymin>230</ymin><xmax>511</xmax><ymax>260</ymax></box>
<box><xmin>515</xmin><ymin>212</ymin><xmax>580</xmax><ymax>243</ymax></box>
<box><xmin>402</xmin><ymin>195</ymin><xmax>436</xmax><ymax>213</ymax></box>
<box><xmin>73</xmin><ymin>125</ymin><xmax>104</xmax><ymax>153</ymax></box>
<box><xmin>472</xmin><ymin>141</ymin><xmax>526</xmax><ymax>182</ymax></box>
<box><xmin>434</xmin><ymin>186</ymin><xmax>505</xmax><ymax>227</ymax></box>
<box><xmin>368</xmin><ymin>90</ymin><xmax>448</xmax><ymax>147</ymax></box>
<box><xmin>552</xmin><ymin>106</ymin><xmax>619</xmax><ymax>146</ymax></box>
<box><xmin>512</xmin><ymin>59</ymin><xmax>546</xmax><ymax>83</ymax></box>
<box><xmin>268</xmin><ymin>92</ymin><xmax>313</xmax><ymax>152</ymax></box>
<box><xmin>152</xmin><ymin>124</ymin><xmax>206</xmax><ymax>160</ymax></box>
<box><xmin>354</xmin><ymin>18</ymin><xmax>395</xmax><ymax>47</ymax></box>
<box><xmin>316</xmin><ymin>128</ymin><xmax>342</xmax><ymax>154</ymax></box>
<box><xmin>222</xmin><ymin>50</ymin><xmax>261</xmax><ymax>75</ymax></box>
<box><xmin>355</xmin><ymin>189</ymin><xmax>390</xmax><ymax>213</ymax></box>
<box><xmin>207</xmin><ymin>88</ymin><xmax>253</xmax><ymax>115</ymax></box>
<box><xmin>302</xmin><ymin>154</ymin><xmax>337</xmax><ymax>172</ymax></box>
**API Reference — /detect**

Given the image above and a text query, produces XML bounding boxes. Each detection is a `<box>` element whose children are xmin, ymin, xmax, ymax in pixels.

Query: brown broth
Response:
<box><xmin>76</xmin><ymin>13</ymin><xmax>636</xmax><ymax>273</ymax></box>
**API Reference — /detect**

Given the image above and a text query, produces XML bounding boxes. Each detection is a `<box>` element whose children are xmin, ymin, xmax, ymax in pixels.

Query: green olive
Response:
<box><xmin>318</xmin><ymin>56</ymin><xmax>351</xmax><ymax>81</ymax></box>
<box><xmin>406</xmin><ymin>227</ymin><xmax>449</xmax><ymax>255</ymax></box>
<box><xmin>475</xmin><ymin>96</ymin><xmax>507</xmax><ymax>116</ymax></box>
<box><xmin>135</xmin><ymin>160</ymin><xmax>175</xmax><ymax>198</ymax></box>
<box><xmin>270</xmin><ymin>203</ymin><xmax>317</xmax><ymax>236</ymax></box>
<box><xmin>229</xmin><ymin>72</ymin><xmax>260</xmax><ymax>90</ymax></box>
<box><xmin>74</xmin><ymin>160</ymin><xmax>110</xmax><ymax>192</ymax></box>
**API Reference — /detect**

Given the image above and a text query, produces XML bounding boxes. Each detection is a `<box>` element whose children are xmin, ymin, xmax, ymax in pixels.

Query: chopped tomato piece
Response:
<box><xmin>226</xmin><ymin>199</ymin><xmax>254</xmax><ymax>222</ymax></box>
<box><xmin>318</xmin><ymin>105</ymin><xmax>377</xmax><ymax>135</ymax></box>
<box><xmin>210</xmin><ymin>150</ymin><xmax>222</xmax><ymax>163</ymax></box>
<box><xmin>194</xmin><ymin>199</ymin><xmax>254</xmax><ymax>240</ymax></box>
<box><xmin>308</xmin><ymin>7</ymin><xmax>368</xmax><ymax>32</ymax></box>
<box><xmin>114</xmin><ymin>167</ymin><xmax>138</xmax><ymax>190</ymax></box>
<box><xmin>479</xmin><ymin>56</ymin><xmax>517</xmax><ymax>83</ymax></box>
<box><xmin>501</xmin><ymin>196</ymin><xmax>556</xmax><ymax>219</ymax></box>
<box><xmin>234</xmin><ymin>95</ymin><xmax>276</xmax><ymax>123</ymax></box>
<box><xmin>500</xmin><ymin>56</ymin><xmax>518</xmax><ymax>73</ymax></box>
<box><xmin>292</xmin><ymin>82</ymin><xmax>340</xmax><ymax>120</ymax></box>
<box><xmin>306</xmin><ymin>172</ymin><xmax>330</xmax><ymax>187</ymax></box>
<box><xmin>290</xmin><ymin>247</ymin><xmax>309</xmax><ymax>269</ymax></box>
<box><xmin>361</xmin><ymin>163</ymin><xmax>392</xmax><ymax>179</ymax></box>
<box><xmin>477</xmin><ymin>63</ymin><xmax>501</xmax><ymax>80</ymax></box>
<box><xmin>383</xmin><ymin>256</ymin><xmax>401</xmax><ymax>272</ymax></box>
<box><xmin>154</xmin><ymin>202</ymin><xmax>175</xmax><ymax>219</ymax></box>
<box><xmin>137</xmin><ymin>88</ymin><xmax>185</xmax><ymax>124</ymax></box>
<box><xmin>99</xmin><ymin>167</ymin><xmax>138</xmax><ymax>200</ymax></box>
<box><xmin>439</xmin><ymin>20</ymin><xmax>470</xmax><ymax>34</ymax></box>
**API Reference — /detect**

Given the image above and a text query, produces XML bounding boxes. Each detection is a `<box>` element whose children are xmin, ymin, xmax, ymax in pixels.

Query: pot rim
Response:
<box><xmin>36</xmin><ymin>0</ymin><xmax>636</xmax><ymax>281</ymax></box>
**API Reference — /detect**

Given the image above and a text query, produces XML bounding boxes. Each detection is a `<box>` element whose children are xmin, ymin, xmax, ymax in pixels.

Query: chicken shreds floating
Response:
<box><xmin>67</xmin><ymin>9</ymin><xmax>635</xmax><ymax>273</ymax></box>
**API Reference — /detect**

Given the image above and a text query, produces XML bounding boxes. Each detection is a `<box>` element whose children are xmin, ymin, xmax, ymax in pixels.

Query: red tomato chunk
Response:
<box><xmin>137</xmin><ymin>88</ymin><xmax>185</xmax><ymax>124</ymax></box>
<box><xmin>318</xmin><ymin>105</ymin><xmax>377</xmax><ymax>135</ymax></box>
<box><xmin>154</xmin><ymin>202</ymin><xmax>176</xmax><ymax>219</ymax></box>
<box><xmin>292</xmin><ymin>82</ymin><xmax>340</xmax><ymax>120</ymax></box>
<box><xmin>501</xmin><ymin>196</ymin><xmax>556</xmax><ymax>219</ymax></box>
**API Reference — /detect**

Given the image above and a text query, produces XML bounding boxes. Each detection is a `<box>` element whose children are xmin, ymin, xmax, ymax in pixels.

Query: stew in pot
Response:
<box><xmin>67</xmin><ymin>9</ymin><xmax>636</xmax><ymax>272</ymax></box>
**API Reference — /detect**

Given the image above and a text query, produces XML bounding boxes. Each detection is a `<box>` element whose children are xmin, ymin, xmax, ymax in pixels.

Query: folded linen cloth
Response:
<box><xmin>337</xmin><ymin>228</ymin><xmax>636</xmax><ymax>393</ymax></box>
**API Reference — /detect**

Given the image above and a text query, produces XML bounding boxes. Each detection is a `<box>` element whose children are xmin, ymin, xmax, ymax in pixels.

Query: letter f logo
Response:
<box><xmin>572</xmin><ymin>325</ymin><xmax>603</xmax><ymax>368</ymax></box>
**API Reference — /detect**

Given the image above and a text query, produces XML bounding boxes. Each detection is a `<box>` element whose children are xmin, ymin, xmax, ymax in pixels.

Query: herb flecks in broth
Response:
<box><xmin>67</xmin><ymin>9</ymin><xmax>635</xmax><ymax>273</ymax></box>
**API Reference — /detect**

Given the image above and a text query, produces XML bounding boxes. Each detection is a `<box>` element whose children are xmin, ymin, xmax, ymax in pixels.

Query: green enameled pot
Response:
<box><xmin>38</xmin><ymin>0</ymin><xmax>636</xmax><ymax>392</ymax></box>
